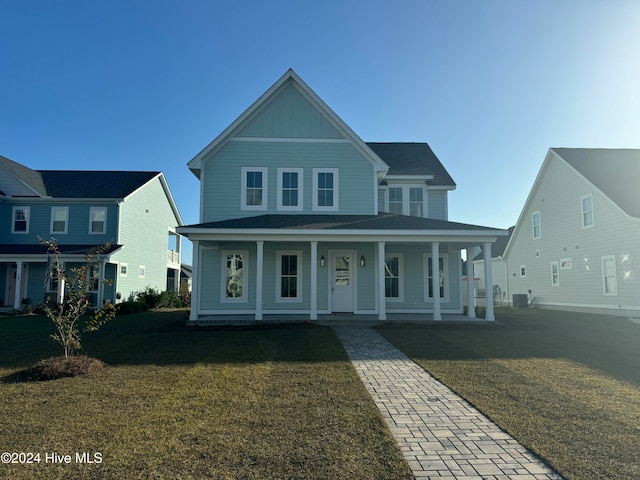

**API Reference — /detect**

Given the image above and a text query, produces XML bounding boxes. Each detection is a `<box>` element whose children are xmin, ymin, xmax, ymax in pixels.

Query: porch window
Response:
<box><xmin>425</xmin><ymin>255</ymin><xmax>448</xmax><ymax>301</ymax></box>
<box><xmin>241</xmin><ymin>167</ymin><xmax>268</xmax><ymax>210</ymax></box>
<box><xmin>12</xmin><ymin>206</ymin><xmax>30</xmax><ymax>233</ymax></box>
<box><xmin>89</xmin><ymin>264</ymin><xmax>100</xmax><ymax>291</ymax></box>
<box><xmin>277</xmin><ymin>168</ymin><xmax>303</xmax><ymax>210</ymax></box>
<box><xmin>51</xmin><ymin>206</ymin><xmax>69</xmax><ymax>234</ymax></box>
<box><xmin>313</xmin><ymin>168</ymin><xmax>338</xmax><ymax>211</ymax></box>
<box><xmin>532</xmin><ymin>211</ymin><xmax>541</xmax><ymax>239</ymax></box>
<box><xmin>581</xmin><ymin>194</ymin><xmax>594</xmax><ymax>228</ymax></box>
<box><xmin>388</xmin><ymin>188</ymin><xmax>403</xmax><ymax>214</ymax></box>
<box><xmin>277</xmin><ymin>251</ymin><xmax>302</xmax><ymax>302</ymax></box>
<box><xmin>89</xmin><ymin>207</ymin><xmax>107</xmax><ymax>234</ymax></box>
<box><xmin>551</xmin><ymin>261</ymin><xmax>559</xmax><ymax>286</ymax></box>
<box><xmin>222</xmin><ymin>251</ymin><xmax>248</xmax><ymax>301</ymax></box>
<box><xmin>385</xmin><ymin>254</ymin><xmax>403</xmax><ymax>301</ymax></box>
<box><xmin>601</xmin><ymin>256</ymin><xmax>617</xmax><ymax>295</ymax></box>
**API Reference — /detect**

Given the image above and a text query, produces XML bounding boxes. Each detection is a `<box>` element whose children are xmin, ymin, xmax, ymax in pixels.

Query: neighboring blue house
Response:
<box><xmin>178</xmin><ymin>69</ymin><xmax>506</xmax><ymax>323</ymax></box>
<box><xmin>0</xmin><ymin>155</ymin><xmax>184</xmax><ymax>309</ymax></box>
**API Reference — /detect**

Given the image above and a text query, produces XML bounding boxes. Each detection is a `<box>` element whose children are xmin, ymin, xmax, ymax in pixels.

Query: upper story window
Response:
<box><xmin>241</xmin><ymin>167</ymin><xmax>268</xmax><ymax>210</ymax></box>
<box><xmin>12</xmin><ymin>206</ymin><xmax>30</xmax><ymax>233</ymax></box>
<box><xmin>388</xmin><ymin>188</ymin><xmax>403</xmax><ymax>214</ymax></box>
<box><xmin>532</xmin><ymin>211</ymin><xmax>541</xmax><ymax>239</ymax></box>
<box><xmin>385</xmin><ymin>186</ymin><xmax>426</xmax><ymax>217</ymax></box>
<box><xmin>409</xmin><ymin>187</ymin><xmax>424</xmax><ymax>217</ymax></box>
<box><xmin>277</xmin><ymin>168</ymin><xmax>303</xmax><ymax>211</ymax></box>
<box><xmin>313</xmin><ymin>168</ymin><xmax>338</xmax><ymax>211</ymax></box>
<box><xmin>581</xmin><ymin>194</ymin><xmax>594</xmax><ymax>228</ymax></box>
<box><xmin>51</xmin><ymin>206</ymin><xmax>69</xmax><ymax>234</ymax></box>
<box><xmin>89</xmin><ymin>207</ymin><xmax>107</xmax><ymax>234</ymax></box>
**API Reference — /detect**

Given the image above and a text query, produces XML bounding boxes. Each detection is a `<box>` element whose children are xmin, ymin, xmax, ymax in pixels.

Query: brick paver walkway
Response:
<box><xmin>334</xmin><ymin>326</ymin><xmax>564</xmax><ymax>480</ymax></box>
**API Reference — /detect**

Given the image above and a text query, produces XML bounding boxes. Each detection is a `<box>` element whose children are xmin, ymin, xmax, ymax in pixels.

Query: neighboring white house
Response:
<box><xmin>471</xmin><ymin>226</ymin><xmax>513</xmax><ymax>307</ymax></box>
<box><xmin>178</xmin><ymin>69</ymin><xmax>507</xmax><ymax>323</ymax></box>
<box><xmin>503</xmin><ymin>148</ymin><xmax>640</xmax><ymax>316</ymax></box>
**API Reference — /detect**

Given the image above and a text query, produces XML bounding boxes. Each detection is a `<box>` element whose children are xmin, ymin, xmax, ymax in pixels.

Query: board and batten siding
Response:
<box><xmin>201</xmin><ymin>140</ymin><xmax>376</xmax><ymax>222</ymax></box>
<box><xmin>506</xmin><ymin>153</ymin><xmax>640</xmax><ymax>312</ymax></box>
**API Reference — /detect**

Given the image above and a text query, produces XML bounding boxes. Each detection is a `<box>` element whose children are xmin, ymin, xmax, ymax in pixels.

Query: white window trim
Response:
<box><xmin>423</xmin><ymin>254</ymin><xmax>449</xmax><ymax>302</ymax></box>
<box><xmin>241</xmin><ymin>167</ymin><xmax>268</xmax><ymax>211</ymax></box>
<box><xmin>138</xmin><ymin>265</ymin><xmax>146</xmax><ymax>278</ymax></box>
<box><xmin>532</xmin><ymin>211</ymin><xmax>541</xmax><ymax>239</ymax></box>
<box><xmin>277</xmin><ymin>168</ymin><xmax>303</xmax><ymax>211</ymax></box>
<box><xmin>384</xmin><ymin>253</ymin><xmax>404</xmax><ymax>302</ymax></box>
<box><xmin>89</xmin><ymin>206</ymin><xmax>107</xmax><ymax>234</ymax></box>
<box><xmin>119</xmin><ymin>263</ymin><xmax>128</xmax><ymax>277</ymax></box>
<box><xmin>551</xmin><ymin>261</ymin><xmax>559</xmax><ymax>287</ymax></box>
<box><xmin>12</xmin><ymin>206</ymin><xmax>30</xmax><ymax>234</ymax></box>
<box><xmin>50</xmin><ymin>206</ymin><xmax>69</xmax><ymax>234</ymax></box>
<box><xmin>581</xmin><ymin>194</ymin><xmax>594</xmax><ymax>229</ymax></box>
<box><xmin>383</xmin><ymin>184</ymin><xmax>427</xmax><ymax>217</ymax></box>
<box><xmin>312</xmin><ymin>168</ymin><xmax>339</xmax><ymax>211</ymax></box>
<box><xmin>276</xmin><ymin>250</ymin><xmax>303</xmax><ymax>303</ymax></box>
<box><xmin>221</xmin><ymin>250</ymin><xmax>249</xmax><ymax>303</ymax></box>
<box><xmin>601</xmin><ymin>255</ymin><xmax>618</xmax><ymax>296</ymax></box>
<box><xmin>520</xmin><ymin>265</ymin><xmax>527</xmax><ymax>278</ymax></box>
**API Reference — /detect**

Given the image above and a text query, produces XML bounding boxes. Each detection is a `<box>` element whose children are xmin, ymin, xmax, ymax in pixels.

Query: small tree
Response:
<box><xmin>41</xmin><ymin>238</ymin><xmax>116</xmax><ymax>359</ymax></box>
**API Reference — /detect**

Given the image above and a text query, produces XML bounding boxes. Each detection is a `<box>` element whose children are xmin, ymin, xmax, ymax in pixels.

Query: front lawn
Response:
<box><xmin>0</xmin><ymin>311</ymin><xmax>411</xmax><ymax>480</ymax></box>
<box><xmin>377</xmin><ymin>308</ymin><xmax>640</xmax><ymax>480</ymax></box>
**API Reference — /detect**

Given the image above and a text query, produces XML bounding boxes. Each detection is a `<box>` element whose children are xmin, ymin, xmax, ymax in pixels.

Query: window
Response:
<box><xmin>313</xmin><ymin>168</ymin><xmax>338</xmax><ymax>211</ymax></box>
<box><xmin>532</xmin><ymin>211</ymin><xmax>541</xmax><ymax>239</ymax></box>
<box><xmin>50</xmin><ymin>206</ymin><xmax>69</xmax><ymax>234</ymax></box>
<box><xmin>425</xmin><ymin>255</ymin><xmax>448</xmax><ymax>301</ymax></box>
<box><xmin>388</xmin><ymin>188</ymin><xmax>403</xmax><ymax>214</ymax></box>
<box><xmin>241</xmin><ymin>167</ymin><xmax>268</xmax><ymax>210</ymax></box>
<box><xmin>409</xmin><ymin>187</ymin><xmax>424</xmax><ymax>217</ymax></box>
<box><xmin>581</xmin><ymin>194</ymin><xmax>594</xmax><ymax>228</ymax></box>
<box><xmin>276</xmin><ymin>251</ymin><xmax>302</xmax><ymax>302</ymax></box>
<box><xmin>120</xmin><ymin>263</ymin><xmax>128</xmax><ymax>277</ymax></box>
<box><xmin>88</xmin><ymin>264</ymin><xmax>100</xmax><ymax>291</ymax></box>
<box><xmin>385</xmin><ymin>254</ymin><xmax>404</xmax><ymax>301</ymax></box>
<box><xmin>277</xmin><ymin>168</ymin><xmax>303</xmax><ymax>211</ymax></box>
<box><xmin>89</xmin><ymin>207</ymin><xmax>107</xmax><ymax>234</ymax></box>
<box><xmin>12</xmin><ymin>206</ymin><xmax>30</xmax><ymax>233</ymax></box>
<box><xmin>551</xmin><ymin>261</ymin><xmax>559</xmax><ymax>286</ymax></box>
<box><xmin>138</xmin><ymin>265</ymin><xmax>145</xmax><ymax>278</ymax></box>
<box><xmin>222</xmin><ymin>251</ymin><xmax>248</xmax><ymax>302</ymax></box>
<box><xmin>520</xmin><ymin>265</ymin><xmax>527</xmax><ymax>278</ymax></box>
<box><xmin>602</xmin><ymin>256</ymin><xmax>617</xmax><ymax>295</ymax></box>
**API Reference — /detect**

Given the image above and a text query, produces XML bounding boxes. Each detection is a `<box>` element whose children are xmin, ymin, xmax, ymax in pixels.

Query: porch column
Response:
<box><xmin>310</xmin><ymin>241</ymin><xmax>318</xmax><ymax>320</ymax></box>
<box><xmin>189</xmin><ymin>241</ymin><xmax>200</xmax><ymax>322</ymax></box>
<box><xmin>57</xmin><ymin>262</ymin><xmax>66</xmax><ymax>304</ymax></box>
<box><xmin>431</xmin><ymin>242</ymin><xmax>441</xmax><ymax>321</ymax></box>
<box><xmin>483</xmin><ymin>242</ymin><xmax>495</xmax><ymax>321</ymax></box>
<box><xmin>377</xmin><ymin>241</ymin><xmax>386</xmax><ymax>321</ymax></box>
<box><xmin>97</xmin><ymin>258</ymin><xmax>107</xmax><ymax>306</ymax></box>
<box><xmin>466</xmin><ymin>247</ymin><xmax>476</xmax><ymax>319</ymax></box>
<box><xmin>255</xmin><ymin>241</ymin><xmax>264</xmax><ymax>321</ymax></box>
<box><xmin>13</xmin><ymin>261</ymin><xmax>23</xmax><ymax>309</ymax></box>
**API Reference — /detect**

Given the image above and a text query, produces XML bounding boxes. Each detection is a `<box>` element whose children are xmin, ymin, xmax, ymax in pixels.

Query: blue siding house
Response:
<box><xmin>0</xmin><ymin>155</ymin><xmax>184</xmax><ymax>309</ymax></box>
<box><xmin>179</xmin><ymin>69</ymin><xmax>506</xmax><ymax>322</ymax></box>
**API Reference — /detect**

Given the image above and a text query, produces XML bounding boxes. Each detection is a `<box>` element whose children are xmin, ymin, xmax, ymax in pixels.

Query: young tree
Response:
<box><xmin>41</xmin><ymin>238</ymin><xmax>116</xmax><ymax>359</ymax></box>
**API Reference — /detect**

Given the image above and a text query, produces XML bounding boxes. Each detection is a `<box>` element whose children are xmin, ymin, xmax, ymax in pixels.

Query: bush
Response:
<box><xmin>116</xmin><ymin>300</ymin><xmax>149</xmax><ymax>315</ymax></box>
<box><xmin>15</xmin><ymin>356</ymin><xmax>106</xmax><ymax>381</ymax></box>
<box><xmin>157</xmin><ymin>290</ymin><xmax>182</xmax><ymax>308</ymax></box>
<box><xmin>135</xmin><ymin>286</ymin><xmax>161</xmax><ymax>309</ymax></box>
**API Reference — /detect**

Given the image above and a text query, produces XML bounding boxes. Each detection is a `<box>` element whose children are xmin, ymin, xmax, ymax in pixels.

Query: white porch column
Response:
<box><xmin>310</xmin><ymin>241</ymin><xmax>318</xmax><ymax>320</ymax></box>
<box><xmin>431</xmin><ymin>242</ymin><xmax>441</xmax><ymax>321</ymax></box>
<box><xmin>189</xmin><ymin>241</ymin><xmax>200</xmax><ymax>322</ymax></box>
<box><xmin>466</xmin><ymin>247</ymin><xmax>476</xmax><ymax>319</ymax></box>
<box><xmin>255</xmin><ymin>241</ymin><xmax>264</xmax><ymax>321</ymax></box>
<box><xmin>57</xmin><ymin>262</ymin><xmax>66</xmax><ymax>304</ymax></box>
<box><xmin>483</xmin><ymin>242</ymin><xmax>495</xmax><ymax>321</ymax></box>
<box><xmin>13</xmin><ymin>261</ymin><xmax>23</xmax><ymax>309</ymax></box>
<box><xmin>97</xmin><ymin>258</ymin><xmax>107</xmax><ymax>306</ymax></box>
<box><xmin>377</xmin><ymin>241</ymin><xmax>386</xmax><ymax>321</ymax></box>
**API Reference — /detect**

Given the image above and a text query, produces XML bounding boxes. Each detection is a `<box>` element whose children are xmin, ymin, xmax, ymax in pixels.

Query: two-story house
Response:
<box><xmin>504</xmin><ymin>148</ymin><xmax>640</xmax><ymax>316</ymax></box>
<box><xmin>178</xmin><ymin>69</ymin><xmax>506</xmax><ymax>323</ymax></box>
<box><xmin>0</xmin><ymin>155</ymin><xmax>184</xmax><ymax>310</ymax></box>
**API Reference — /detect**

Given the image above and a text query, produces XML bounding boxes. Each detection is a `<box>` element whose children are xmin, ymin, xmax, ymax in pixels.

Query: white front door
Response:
<box><xmin>331</xmin><ymin>252</ymin><xmax>354</xmax><ymax>312</ymax></box>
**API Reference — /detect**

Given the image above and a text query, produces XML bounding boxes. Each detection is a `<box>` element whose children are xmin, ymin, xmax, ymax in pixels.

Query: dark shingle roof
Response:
<box><xmin>367</xmin><ymin>143</ymin><xmax>456</xmax><ymax>186</ymax></box>
<box><xmin>39</xmin><ymin>171</ymin><xmax>159</xmax><ymax>198</ymax></box>
<box><xmin>183</xmin><ymin>214</ymin><xmax>502</xmax><ymax>232</ymax></box>
<box><xmin>0</xmin><ymin>244</ymin><xmax>122</xmax><ymax>255</ymax></box>
<box><xmin>473</xmin><ymin>226</ymin><xmax>514</xmax><ymax>260</ymax></box>
<box><xmin>0</xmin><ymin>154</ymin><xmax>48</xmax><ymax>196</ymax></box>
<box><xmin>553</xmin><ymin>148</ymin><xmax>640</xmax><ymax>218</ymax></box>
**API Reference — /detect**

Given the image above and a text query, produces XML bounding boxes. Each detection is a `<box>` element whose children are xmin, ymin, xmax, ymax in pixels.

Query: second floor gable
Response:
<box><xmin>189</xmin><ymin>69</ymin><xmax>456</xmax><ymax>223</ymax></box>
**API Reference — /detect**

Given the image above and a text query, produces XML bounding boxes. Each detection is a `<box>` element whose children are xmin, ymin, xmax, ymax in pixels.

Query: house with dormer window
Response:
<box><xmin>0</xmin><ymin>155</ymin><xmax>184</xmax><ymax>309</ymax></box>
<box><xmin>178</xmin><ymin>69</ymin><xmax>506</xmax><ymax>323</ymax></box>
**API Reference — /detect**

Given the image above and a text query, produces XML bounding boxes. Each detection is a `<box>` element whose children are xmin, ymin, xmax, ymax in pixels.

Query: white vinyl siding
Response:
<box><xmin>601</xmin><ymin>256</ymin><xmax>617</xmax><ymax>295</ymax></box>
<box><xmin>50</xmin><ymin>206</ymin><xmax>69</xmax><ymax>234</ymax></box>
<box><xmin>581</xmin><ymin>194</ymin><xmax>594</xmax><ymax>228</ymax></box>
<box><xmin>241</xmin><ymin>167</ymin><xmax>268</xmax><ymax>210</ymax></box>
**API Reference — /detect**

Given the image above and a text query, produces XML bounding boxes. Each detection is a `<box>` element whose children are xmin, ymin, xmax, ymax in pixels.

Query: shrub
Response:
<box><xmin>157</xmin><ymin>290</ymin><xmax>182</xmax><ymax>308</ymax></box>
<box><xmin>116</xmin><ymin>300</ymin><xmax>149</xmax><ymax>315</ymax></box>
<box><xmin>15</xmin><ymin>355</ymin><xmax>106</xmax><ymax>381</ymax></box>
<box><xmin>135</xmin><ymin>286</ymin><xmax>162</xmax><ymax>309</ymax></box>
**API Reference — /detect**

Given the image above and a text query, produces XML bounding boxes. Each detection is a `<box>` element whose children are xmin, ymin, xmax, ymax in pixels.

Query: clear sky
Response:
<box><xmin>2</xmin><ymin>0</ymin><xmax>640</xmax><ymax>262</ymax></box>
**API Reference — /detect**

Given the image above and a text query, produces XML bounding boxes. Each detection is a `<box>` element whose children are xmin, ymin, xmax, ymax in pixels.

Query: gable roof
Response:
<box><xmin>552</xmin><ymin>148</ymin><xmax>640</xmax><ymax>218</ymax></box>
<box><xmin>0</xmin><ymin>154</ymin><xmax>48</xmax><ymax>196</ymax></box>
<box><xmin>187</xmin><ymin>69</ymin><xmax>389</xmax><ymax>179</ymax></box>
<box><xmin>39</xmin><ymin>170</ymin><xmax>160</xmax><ymax>198</ymax></box>
<box><xmin>367</xmin><ymin>142</ymin><xmax>456</xmax><ymax>187</ymax></box>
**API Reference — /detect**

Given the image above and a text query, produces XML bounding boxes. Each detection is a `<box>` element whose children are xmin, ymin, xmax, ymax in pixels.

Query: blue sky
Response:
<box><xmin>2</xmin><ymin>1</ymin><xmax>639</xmax><ymax>261</ymax></box>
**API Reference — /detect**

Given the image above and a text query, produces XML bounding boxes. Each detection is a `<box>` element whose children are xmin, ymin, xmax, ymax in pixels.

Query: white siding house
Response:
<box><xmin>503</xmin><ymin>148</ymin><xmax>640</xmax><ymax>316</ymax></box>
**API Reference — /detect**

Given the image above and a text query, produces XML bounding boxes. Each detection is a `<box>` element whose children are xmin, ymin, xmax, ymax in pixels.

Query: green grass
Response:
<box><xmin>0</xmin><ymin>311</ymin><xmax>411</xmax><ymax>480</ymax></box>
<box><xmin>376</xmin><ymin>308</ymin><xmax>640</xmax><ymax>480</ymax></box>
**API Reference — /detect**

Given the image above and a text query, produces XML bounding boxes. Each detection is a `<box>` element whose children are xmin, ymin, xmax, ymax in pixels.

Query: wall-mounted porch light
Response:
<box><xmin>360</xmin><ymin>255</ymin><xmax>365</xmax><ymax>267</ymax></box>
<box><xmin>320</xmin><ymin>256</ymin><xmax>325</xmax><ymax>267</ymax></box>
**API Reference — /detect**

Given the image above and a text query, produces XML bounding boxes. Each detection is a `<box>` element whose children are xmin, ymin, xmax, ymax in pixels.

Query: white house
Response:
<box><xmin>503</xmin><ymin>148</ymin><xmax>640</xmax><ymax>316</ymax></box>
<box><xmin>178</xmin><ymin>69</ymin><xmax>507</xmax><ymax>323</ymax></box>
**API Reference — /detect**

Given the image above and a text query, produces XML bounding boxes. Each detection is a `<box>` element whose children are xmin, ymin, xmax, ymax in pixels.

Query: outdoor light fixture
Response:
<box><xmin>320</xmin><ymin>256</ymin><xmax>325</xmax><ymax>267</ymax></box>
<box><xmin>360</xmin><ymin>255</ymin><xmax>365</xmax><ymax>267</ymax></box>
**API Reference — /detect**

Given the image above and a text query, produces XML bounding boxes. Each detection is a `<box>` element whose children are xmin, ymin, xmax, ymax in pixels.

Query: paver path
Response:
<box><xmin>334</xmin><ymin>326</ymin><xmax>564</xmax><ymax>480</ymax></box>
